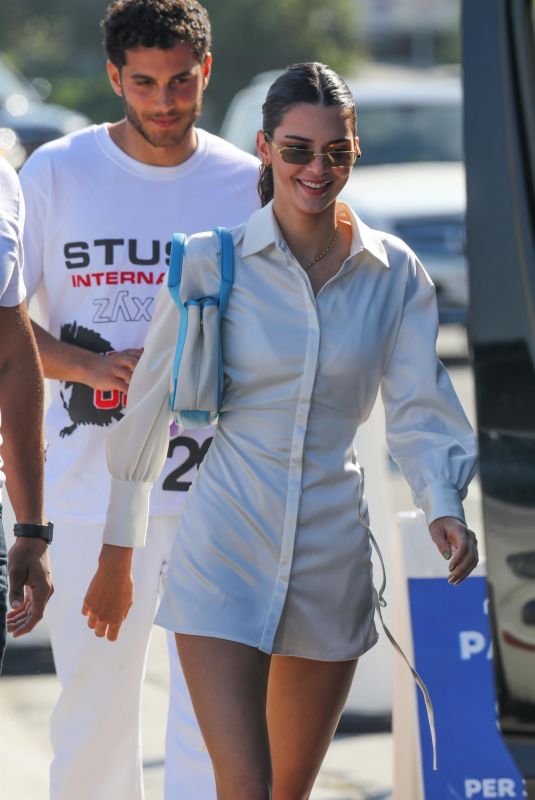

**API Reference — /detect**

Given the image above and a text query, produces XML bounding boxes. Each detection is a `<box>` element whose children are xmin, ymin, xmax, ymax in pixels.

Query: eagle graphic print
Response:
<box><xmin>59</xmin><ymin>322</ymin><xmax>126</xmax><ymax>437</ymax></box>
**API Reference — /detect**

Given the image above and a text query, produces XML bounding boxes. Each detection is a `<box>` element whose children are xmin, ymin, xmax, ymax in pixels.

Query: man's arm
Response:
<box><xmin>31</xmin><ymin>320</ymin><xmax>142</xmax><ymax>394</ymax></box>
<box><xmin>0</xmin><ymin>302</ymin><xmax>53</xmax><ymax>636</ymax></box>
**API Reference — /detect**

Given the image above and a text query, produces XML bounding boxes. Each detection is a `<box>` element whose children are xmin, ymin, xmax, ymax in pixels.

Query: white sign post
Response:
<box><xmin>393</xmin><ymin>511</ymin><xmax>524</xmax><ymax>800</ymax></box>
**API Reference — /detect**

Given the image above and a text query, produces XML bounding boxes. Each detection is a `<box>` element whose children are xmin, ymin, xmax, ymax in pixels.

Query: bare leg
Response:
<box><xmin>267</xmin><ymin>655</ymin><xmax>358</xmax><ymax>799</ymax></box>
<box><xmin>175</xmin><ymin>634</ymin><xmax>272</xmax><ymax>800</ymax></box>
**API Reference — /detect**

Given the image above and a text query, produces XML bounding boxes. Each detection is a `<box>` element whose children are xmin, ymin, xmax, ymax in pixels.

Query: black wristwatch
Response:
<box><xmin>13</xmin><ymin>522</ymin><xmax>54</xmax><ymax>544</ymax></box>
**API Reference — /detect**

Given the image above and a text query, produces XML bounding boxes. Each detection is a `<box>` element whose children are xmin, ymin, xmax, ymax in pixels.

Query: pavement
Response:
<box><xmin>0</xmin><ymin>626</ymin><xmax>393</xmax><ymax>799</ymax></box>
<box><xmin>0</xmin><ymin>326</ymin><xmax>474</xmax><ymax>800</ymax></box>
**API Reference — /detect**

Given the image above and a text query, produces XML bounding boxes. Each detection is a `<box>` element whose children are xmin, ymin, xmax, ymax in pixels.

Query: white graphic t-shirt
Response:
<box><xmin>0</xmin><ymin>159</ymin><xmax>27</xmax><ymax>503</ymax></box>
<box><xmin>20</xmin><ymin>125</ymin><xmax>259</xmax><ymax>522</ymax></box>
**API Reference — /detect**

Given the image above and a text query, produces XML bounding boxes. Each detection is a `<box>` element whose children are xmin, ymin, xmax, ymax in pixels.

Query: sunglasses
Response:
<box><xmin>264</xmin><ymin>132</ymin><xmax>361</xmax><ymax>168</ymax></box>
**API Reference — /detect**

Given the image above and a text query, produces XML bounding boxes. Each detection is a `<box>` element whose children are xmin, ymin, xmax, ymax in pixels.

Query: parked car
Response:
<box><xmin>0</xmin><ymin>54</ymin><xmax>90</xmax><ymax>169</ymax></box>
<box><xmin>220</xmin><ymin>67</ymin><xmax>467</xmax><ymax>324</ymax></box>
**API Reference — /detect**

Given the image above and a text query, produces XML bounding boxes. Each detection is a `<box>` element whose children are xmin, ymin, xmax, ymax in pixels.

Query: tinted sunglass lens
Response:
<box><xmin>282</xmin><ymin>149</ymin><xmax>313</xmax><ymax>165</ymax></box>
<box><xmin>329</xmin><ymin>152</ymin><xmax>355</xmax><ymax>167</ymax></box>
<box><xmin>279</xmin><ymin>149</ymin><xmax>356</xmax><ymax>166</ymax></box>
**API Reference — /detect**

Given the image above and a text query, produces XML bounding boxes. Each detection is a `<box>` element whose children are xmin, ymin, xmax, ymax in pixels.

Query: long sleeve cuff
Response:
<box><xmin>419</xmin><ymin>479</ymin><xmax>466</xmax><ymax>526</ymax></box>
<box><xmin>102</xmin><ymin>477</ymin><xmax>152</xmax><ymax>548</ymax></box>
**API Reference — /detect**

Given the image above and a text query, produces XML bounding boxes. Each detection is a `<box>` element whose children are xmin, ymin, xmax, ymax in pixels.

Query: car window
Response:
<box><xmin>357</xmin><ymin>104</ymin><xmax>463</xmax><ymax>165</ymax></box>
<box><xmin>0</xmin><ymin>57</ymin><xmax>36</xmax><ymax>102</ymax></box>
<box><xmin>221</xmin><ymin>81</ymin><xmax>463</xmax><ymax>166</ymax></box>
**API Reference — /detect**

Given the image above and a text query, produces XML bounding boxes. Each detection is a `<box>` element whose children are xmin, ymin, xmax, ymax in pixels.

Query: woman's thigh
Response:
<box><xmin>175</xmin><ymin>634</ymin><xmax>272</xmax><ymax>800</ymax></box>
<box><xmin>267</xmin><ymin>655</ymin><xmax>358</xmax><ymax>799</ymax></box>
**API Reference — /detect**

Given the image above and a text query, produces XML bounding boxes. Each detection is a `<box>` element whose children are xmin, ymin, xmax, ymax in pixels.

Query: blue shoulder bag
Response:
<box><xmin>167</xmin><ymin>227</ymin><xmax>234</xmax><ymax>429</ymax></box>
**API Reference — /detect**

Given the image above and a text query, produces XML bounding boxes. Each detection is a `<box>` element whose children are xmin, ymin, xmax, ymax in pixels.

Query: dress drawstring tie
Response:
<box><xmin>357</xmin><ymin>470</ymin><xmax>438</xmax><ymax>772</ymax></box>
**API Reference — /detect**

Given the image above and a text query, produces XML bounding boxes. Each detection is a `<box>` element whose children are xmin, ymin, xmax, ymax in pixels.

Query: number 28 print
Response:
<box><xmin>163</xmin><ymin>435</ymin><xmax>213</xmax><ymax>492</ymax></box>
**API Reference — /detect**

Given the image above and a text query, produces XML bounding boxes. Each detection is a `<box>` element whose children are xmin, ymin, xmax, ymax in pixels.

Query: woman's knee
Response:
<box><xmin>236</xmin><ymin>784</ymin><xmax>271</xmax><ymax>800</ymax></box>
<box><xmin>273</xmin><ymin>787</ymin><xmax>310</xmax><ymax>800</ymax></box>
<box><xmin>273</xmin><ymin>774</ymin><xmax>314</xmax><ymax>800</ymax></box>
<box><xmin>217</xmin><ymin>773</ymin><xmax>272</xmax><ymax>800</ymax></box>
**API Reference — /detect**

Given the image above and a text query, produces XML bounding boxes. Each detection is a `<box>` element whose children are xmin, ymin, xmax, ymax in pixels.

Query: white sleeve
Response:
<box><xmin>380</xmin><ymin>255</ymin><xmax>478</xmax><ymax>525</ymax></box>
<box><xmin>102</xmin><ymin>283</ymin><xmax>178</xmax><ymax>547</ymax></box>
<box><xmin>102</xmin><ymin>229</ymin><xmax>224</xmax><ymax>547</ymax></box>
<box><xmin>19</xmin><ymin>158</ymin><xmax>49</xmax><ymax>301</ymax></box>
<box><xmin>0</xmin><ymin>161</ymin><xmax>26</xmax><ymax>307</ymax></box>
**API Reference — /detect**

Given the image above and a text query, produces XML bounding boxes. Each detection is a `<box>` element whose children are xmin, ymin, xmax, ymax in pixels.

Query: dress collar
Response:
<box><xmin>241</xmin><ymin>200</ymin><xmax>390</xmax><ymax>269</ymax></box>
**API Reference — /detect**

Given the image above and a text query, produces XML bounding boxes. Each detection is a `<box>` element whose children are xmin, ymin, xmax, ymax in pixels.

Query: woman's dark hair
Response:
<box><xmin>258</xmin><ymin>62</ymin><xmax>357</xmax><ymax>206</ymax></box>
<box><xmin>101</xmin><ymin>0</ymin><xmax>211</xmax><ymax>68</ymax></box>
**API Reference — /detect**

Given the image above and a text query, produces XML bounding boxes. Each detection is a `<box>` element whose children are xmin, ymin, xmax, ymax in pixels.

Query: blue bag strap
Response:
<box><xmin>213</xmin><ymin>227</ymin><xmax>234</xmax><ymax>315</ymax></box>
<box><xmin>169</xmin><ymin>229</ymin><xmax>233</xmax><ymax>311</ymax></box>
<box><xmin>168</xmin><ymin>232</ymin><xmax>187</xmax><ymax>409</ymax></box>
<box><xmin>213</xmin><ymin>227</ymin><xmax>233</xmax><ymax>411</ymax></box>
<box><xmin>168</xmin><ymin>232</ymin><xmax>187</xmax><ymax>310</ymax></box>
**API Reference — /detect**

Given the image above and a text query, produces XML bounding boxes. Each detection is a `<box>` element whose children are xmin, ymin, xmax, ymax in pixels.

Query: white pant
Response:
<box><xmin>46</xmin><ymin>516</ymin><xmax>216</xmax><ymax>800</ymax></box>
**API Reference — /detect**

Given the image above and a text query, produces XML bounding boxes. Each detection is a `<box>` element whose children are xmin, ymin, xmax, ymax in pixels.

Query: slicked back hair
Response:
<box><xmin>258</xmin><ymin>63</ymin><xmax>356</xmax><ymax>206</ymax></box>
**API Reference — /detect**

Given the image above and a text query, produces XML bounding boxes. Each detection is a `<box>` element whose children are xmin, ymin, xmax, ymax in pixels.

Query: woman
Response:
<box><xmin>83</xmin><ymin>63</ymin><xmax>478</xmax><ymax>799</ymax></box>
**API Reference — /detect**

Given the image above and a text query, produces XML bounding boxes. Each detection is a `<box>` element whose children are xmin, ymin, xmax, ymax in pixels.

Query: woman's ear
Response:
<box><xmin>256</xmin><ymin>130</ymin><xmax>271</xmax><ymax>165</ymax></box>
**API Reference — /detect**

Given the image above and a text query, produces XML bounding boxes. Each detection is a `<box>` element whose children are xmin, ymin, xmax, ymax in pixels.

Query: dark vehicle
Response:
<box><xmin>0</xmin><ymin>54</ymin><xmax>90</xmax><ymax>168</ymax></box>
<box><xmin>464</xmin><ymin>1</ymin><xmax>535</xmax><ymax>796</ymax></box>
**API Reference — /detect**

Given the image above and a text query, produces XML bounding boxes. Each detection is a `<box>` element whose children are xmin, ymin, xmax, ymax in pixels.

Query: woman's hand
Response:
<box><xmin>82</xmin><ymin>544</ymin><xmax>134</xmax><ymax>641</ymax></box>
<box><xmin>429</xmin><ymin>517</ymin><xmax>479</xmax><ymax>586</ymax></box>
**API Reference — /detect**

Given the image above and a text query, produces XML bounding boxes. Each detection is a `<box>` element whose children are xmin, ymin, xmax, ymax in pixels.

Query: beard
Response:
<box><xmin>123</xmin><ymin>97</ymin><xmax>200</xmax><ymax>148</ymax></box>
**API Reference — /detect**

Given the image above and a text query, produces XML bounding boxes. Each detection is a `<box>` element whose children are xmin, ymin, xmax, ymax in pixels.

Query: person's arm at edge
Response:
<box><xmin>0</xmin><ymin>302</ymin><xmax>53</xmax><ymax>636</ymax></box>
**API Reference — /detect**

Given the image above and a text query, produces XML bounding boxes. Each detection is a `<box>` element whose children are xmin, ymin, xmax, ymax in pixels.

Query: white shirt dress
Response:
<box><xmin>102</xmin><ymin>201</ymin><xmax>477</xmax><ymax>662</ymax></box>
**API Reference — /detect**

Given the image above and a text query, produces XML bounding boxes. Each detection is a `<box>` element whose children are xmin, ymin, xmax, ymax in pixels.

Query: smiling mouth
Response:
<box><xmin>296</xmin><ymin>179</ymin><xmax>333</xmax><ymax>195</ymax></box>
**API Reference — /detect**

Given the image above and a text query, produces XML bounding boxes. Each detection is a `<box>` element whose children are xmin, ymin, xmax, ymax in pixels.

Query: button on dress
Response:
<box><xmin>102</xmin><ymin>201</ymin><xmax>477</xmax><ymax>661</ymax></box>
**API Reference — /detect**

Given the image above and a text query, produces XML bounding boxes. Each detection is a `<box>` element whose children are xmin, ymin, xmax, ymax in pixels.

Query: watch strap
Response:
<box><xmin>13</xmin><ymin>522</ymin><xmax>54</xmax><ymax>544</ymax></box>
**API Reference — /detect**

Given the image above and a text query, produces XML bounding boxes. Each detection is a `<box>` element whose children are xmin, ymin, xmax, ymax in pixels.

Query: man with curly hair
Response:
<box><xmin>19</xmin><ymin>2</ymin><xmax>259</xmax><ymax>798</ymax></box>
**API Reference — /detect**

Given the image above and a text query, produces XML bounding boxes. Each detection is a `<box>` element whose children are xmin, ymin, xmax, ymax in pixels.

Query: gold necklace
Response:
<box><xmin>304</xmin><ymin>227</ymin><xmax>339</xmax><ymax>271</ymax></box>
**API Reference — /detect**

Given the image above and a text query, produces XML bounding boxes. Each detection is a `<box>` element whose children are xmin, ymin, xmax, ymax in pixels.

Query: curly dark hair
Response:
<box><xmin>101</xmin><ymin>0</ymin><xmax>212</xmax><ymax>67</ymax></box>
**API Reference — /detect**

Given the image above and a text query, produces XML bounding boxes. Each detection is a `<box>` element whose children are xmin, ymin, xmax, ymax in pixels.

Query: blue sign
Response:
<box><xmin>408</xmin><ymin>576</ymin><xmax>526</xmax><ymax>799</ymax></box>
